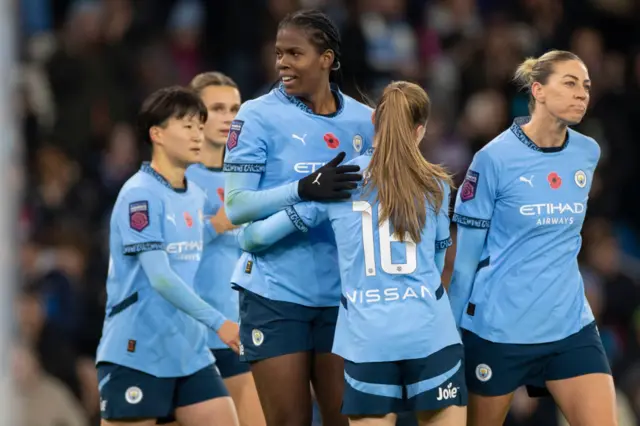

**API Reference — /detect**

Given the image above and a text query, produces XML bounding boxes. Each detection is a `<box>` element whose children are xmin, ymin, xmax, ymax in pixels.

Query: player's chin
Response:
<box><xmin>560</xmin><ymin>111</ymin><xmax>586</xmax><ymax>127</ymax></box>
<box><xmin>209</xmin><ymin>139</ymin><xmax>226</xmax><ymax>149</ymax></box>
<box><xmin>282</xmin><ymin>80</ymin><xmax>304</xmax><ymax>97</ymax></box>
<box><xmin>184</xmin><ymin>149</ymin><xmax>201</xmax><ymax>165</ymax></box>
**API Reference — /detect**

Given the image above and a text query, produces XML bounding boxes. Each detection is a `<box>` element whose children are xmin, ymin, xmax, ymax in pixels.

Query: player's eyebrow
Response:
<box><xmin>563</xmin><ymin>74</ymin><xmax>591</xmax><ymax>84</ymax></box>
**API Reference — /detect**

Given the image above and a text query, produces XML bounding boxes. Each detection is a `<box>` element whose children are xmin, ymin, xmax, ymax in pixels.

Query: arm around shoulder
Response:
<box><xmin>237</xmin><ymin>202</ymin><xmax>326</xmax><ymax>252</ymax></box>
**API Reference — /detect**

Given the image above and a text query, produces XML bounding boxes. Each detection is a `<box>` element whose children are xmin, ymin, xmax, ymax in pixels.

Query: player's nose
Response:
<box><xmin>276</xmin><ymin>57</ymin><xmax>291</xmax><ymax>71</ymax></box>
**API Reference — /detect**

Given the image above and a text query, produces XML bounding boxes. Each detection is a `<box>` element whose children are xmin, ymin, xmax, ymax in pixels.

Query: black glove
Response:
<box><xmin>298</xmin><ymin>152</ymin><xmax>362</xmax><ymax>201</ymax></box>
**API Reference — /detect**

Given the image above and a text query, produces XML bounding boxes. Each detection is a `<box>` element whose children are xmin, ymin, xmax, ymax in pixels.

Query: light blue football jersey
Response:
<box><xmin>96</xmin><ymin>163</ymin><xmax>214</xmax><ymax>377</ymax></box>
<box><xmin>186</xmin><ymin>163</ymin><xmax>241</xmax><ymax>349</ymax></box>
<box><xmin>291</xmin><ymin>152</ymin><xmax>460</xmax><ymax>362</ymax></box>
<box><xmin>451</xmin><ymin>117</ymin><xmax>600</xmax><ymax>344</ymax></box>
<box><xmin>224</xmin><ymin>83</ymin><xmax>374</xmax><ymax>307</ymax></box>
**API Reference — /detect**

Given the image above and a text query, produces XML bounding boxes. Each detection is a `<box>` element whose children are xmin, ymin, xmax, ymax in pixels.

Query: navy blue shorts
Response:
<box><xmin>238</xmin><ymin>288</ymin><xmax>338</xmax><ymax>362</ymax></box>
<box><xmin>462</xmin><ymin>321</ymin><xmax>611</xmax><ymax>397</ymax></box>
<box><xmin>97</xmin><ymin>362</ymin><xmax>228</xmax><ymax>422</ymax></box>
<box><xmin>212</xmin><ymin>348</ymin><xmax>250</xmax><ymax>379</ymax></box>
<box><xmin>342</xmin><ymin>344</ymin><xmax>467</xmax><ymax>416</ymax></box>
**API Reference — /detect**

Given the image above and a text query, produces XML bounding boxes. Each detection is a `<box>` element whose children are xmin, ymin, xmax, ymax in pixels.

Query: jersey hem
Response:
<box><xmin>231</xmin><ymin>282</ymin><xmax>340</xmax><ymax>308</ymax></box>
<box><xmin>461</xmin><ymin>319</ymin><xmax>595</xmax><ymax>345</ymax></box>
<box><xmin>335</xmin><ymin>340</ymin><xmax>459</xmax><ymax>364</ymax></box>
<box><xmin>95</xmin><ymin>355</ymin><xmax>214</xmax><ymax>378</ymax></box>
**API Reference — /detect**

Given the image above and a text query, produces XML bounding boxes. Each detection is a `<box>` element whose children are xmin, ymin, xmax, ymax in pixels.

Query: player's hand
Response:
<box><xmin>297</xmin><ymin>151</ymin><xmax>362</xmax><ymax>201</ymax></box>
<box><xmin>217</xmin><ymin>320</ymin><xmax>241</xmax><ymax>354</ymax></box>
<box><xmin>209</xmin><ymin>206</ymin><xmax>237</xmax><ymax>234</ymax></box>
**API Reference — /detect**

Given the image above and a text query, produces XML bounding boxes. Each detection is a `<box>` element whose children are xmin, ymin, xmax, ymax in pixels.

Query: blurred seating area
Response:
<box><xmin>15</xmin><ymin>0</ymin><xmax>640</xmax><ymax>425</ymax></box>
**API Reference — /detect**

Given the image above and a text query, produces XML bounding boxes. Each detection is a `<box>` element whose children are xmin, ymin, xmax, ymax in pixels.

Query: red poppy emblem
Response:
<box><xmin>324</xmin><ymin>133</ymin><xmax>340</xmax><ymax>149</ymax></box>
<box><xmin>548</xmin><ymin>172</ymin><xmax>562</xmax><ymax>189</ymax></box>
<box><xmin>184</xmin><ymin>211</ymin><xmax>194</xmax><ymax>227</ymax></box>
<box><xmin>216</xmin><ymin>187</ymin><xmax>224</xmax><ymax>202</ymax></box>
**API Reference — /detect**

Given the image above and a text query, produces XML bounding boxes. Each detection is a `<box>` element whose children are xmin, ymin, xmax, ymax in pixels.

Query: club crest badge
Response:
<box><xmin>574</xmin><ymin>170</ymin><xmax>587</xmax><ymax>188</ymax></box>
<box><xmin>352</xmin><ymin>134</ymin><xmax>363</xmax><ymax>153</ymax></box>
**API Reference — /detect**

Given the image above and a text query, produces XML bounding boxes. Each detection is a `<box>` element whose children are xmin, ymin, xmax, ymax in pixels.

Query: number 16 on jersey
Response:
<box><xmin>353</xmin><ymin>201</ymin><xmax>417</xmax><ymax>276</ymax></box>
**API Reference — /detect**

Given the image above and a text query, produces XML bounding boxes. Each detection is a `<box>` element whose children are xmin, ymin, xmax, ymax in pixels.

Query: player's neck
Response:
<box><xmin>200</xmin><ymin>142</ymin><xmax>224</xmax><ymax>169</ymax></box>
<box><xmin>303</xmin><ymin>82</ymin><xmax>336</xmax><ymax>115</ymax></box>
<box><xmin>522</xmin><ymin>112</ymin><xmax>567</xmax><ymax>148</ymax></box>
<box><xmin>150</xmin><ymin>157</ymin><xmax>186</xmax><ymax>189</ymax></box>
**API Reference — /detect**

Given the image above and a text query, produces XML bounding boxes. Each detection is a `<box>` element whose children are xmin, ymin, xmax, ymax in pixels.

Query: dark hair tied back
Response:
<box><xmin>279</xmin><ymin>10</ymin><xmax>342</xmax><ymax>78</ymax></box>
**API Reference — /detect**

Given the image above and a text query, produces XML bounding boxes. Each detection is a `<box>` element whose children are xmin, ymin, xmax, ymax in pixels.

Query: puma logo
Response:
<box><xmin>292</xmin><ymin>133</ymin><xmax>307</xmax><ymax>145</ymax></box>
<box><xmin>519</xmin><ymin>175</ymin><xmax>534</xmax><ymax>187</ymax></box>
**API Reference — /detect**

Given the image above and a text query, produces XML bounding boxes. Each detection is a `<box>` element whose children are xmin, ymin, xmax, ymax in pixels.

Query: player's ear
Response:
<box><xmin>149</xmin><ymin>126</ymin><xmax>163</xmax><ymax>145</ymax></box>
<box><xmin>531</xmin><ymin>81</ymin><xmax>544</xmax><ymax>104</ymax></box>
<box><xmin>415</xmin><ymin>124</ymin><xmax>426</xmax><ymax>144</ymax></box>
<box><xmin>322</xmin><ymin>49</ymin><xmax>335</xmax><ymax>72</ymax></box>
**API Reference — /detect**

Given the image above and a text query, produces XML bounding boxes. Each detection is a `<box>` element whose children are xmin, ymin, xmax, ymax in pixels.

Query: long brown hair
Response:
<box><xmin>366</xmin><ymin>81</ymin><xmax>453</xmax><ymax>243</ymax></box>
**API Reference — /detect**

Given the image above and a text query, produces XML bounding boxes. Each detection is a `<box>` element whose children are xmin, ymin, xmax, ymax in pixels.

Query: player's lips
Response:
<box><xmin>218</xmin><ymin>128</ymin><xmax>230</xmax><ymax>137</ymax></box>
<box><xmin>281</xmin><ymin>75</ymin><xmax>298</xmax><ymax>87</ymax></box>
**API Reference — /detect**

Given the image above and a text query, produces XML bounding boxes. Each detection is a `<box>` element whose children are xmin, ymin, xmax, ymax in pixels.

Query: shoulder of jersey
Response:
<box><xmin>568</xmin><ymin>128</ymin><xmax>601</xmax><ymax>160</ymax></box>
<box><xmin>185</xmin><ymin>163</ymin><xmax>204</xmax><ymax>177</ymax></box>
<box><xmin>473</xmin><ymin>127</ymin><xmax>516</xmax><ymax>161</ymax></box>
<box><xmin>241</xmin><ymin>90</ymin><xmax>284</xmax><ymax>113</ymax></box>
<box><xmin>185</xmin><ymin>163</ymin><xmax>214</xmax><ymax>181</ymax></box>
<box><xmin>115</xmin><ymin>171</ymin><xmax>156</xmax><ymax>203</ymax></box>
<box><xmin>188</xmin><ymin>179</ymin><xmax>207</xmax><ymax>197</ymax></box>
<box><xmin>342</xmin><ymin>93</ymin><xmax>374</xmax><ymax>114</ymax></box>
<box><xmin>120</xmin><ymin>170</ymin><xmax>152</xmax><ymax>192</ymax></box>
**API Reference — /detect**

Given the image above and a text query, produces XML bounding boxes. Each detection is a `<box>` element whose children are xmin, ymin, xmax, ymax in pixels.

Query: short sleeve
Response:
<box><xmin>452</xmin><ymin>149</ymin><xmax>499</xmax><ymax>229</ymax></box>
<box><xmin>435</xmin><ymin>183</ymin><xmax>452</xmax><ymax>250</ymax></box>
<box><xmin>116</xmin><ymin>187</ymin><xmax>165</xmax><ymax>255</ymax></box>
<box><xmin>223</xmin><ymin>102</ymin><xmax>268</xmax><ymax>174</ymax></box>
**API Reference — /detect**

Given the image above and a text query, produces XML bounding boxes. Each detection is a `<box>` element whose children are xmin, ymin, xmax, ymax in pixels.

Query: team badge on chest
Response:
<box><xmin>352</xmin><ymin>134</ymin><xmax>363</xmax><ymax>153</ymax></box>
<box><xmin>574</xmin><ymin>170</ymin><xmax>587</xmax><ymax>188</ymax></box>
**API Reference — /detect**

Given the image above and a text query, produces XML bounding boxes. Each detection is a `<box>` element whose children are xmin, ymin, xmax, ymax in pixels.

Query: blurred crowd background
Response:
<box><xmin>14</xmin><ymin>0</ymin><xmax>640</xmax><ymax>425</ymax></box>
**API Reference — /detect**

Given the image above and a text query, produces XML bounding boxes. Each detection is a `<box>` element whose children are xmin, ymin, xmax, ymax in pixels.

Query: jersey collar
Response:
<box><xmin>277</xmin><ymin>82</ymin><xmax>345</xmax><ymax>117</ymax></box>
<box><xmin>140</xmin><ymin>162</ymin><xmax>188</xmax><ymax>193</ymax></box>
<box><xmin>510</xmin><ymin>116</ymin><xmax>569</xmax><ymax>153</ymax></box>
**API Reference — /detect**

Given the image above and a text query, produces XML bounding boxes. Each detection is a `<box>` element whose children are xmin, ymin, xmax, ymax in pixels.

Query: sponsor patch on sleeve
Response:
<box><xmin>460</xmin><ymin>170</ymin><xmax>479</xmax><ymax>202</ymax></box>
<box><xmin>129</xmin><ymin>201</ymin><xmax>149</xmax><ymax>232</ymax></box>
<box><xmin>226</xmin><ymin>120</ymin><xmax>244</xmax><ymax>151</ymax></box>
